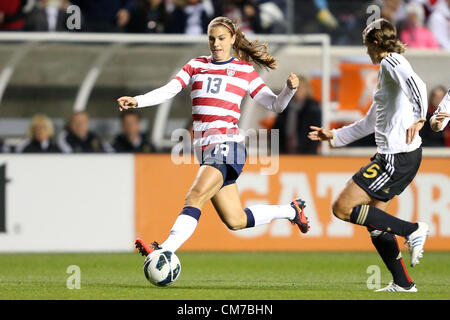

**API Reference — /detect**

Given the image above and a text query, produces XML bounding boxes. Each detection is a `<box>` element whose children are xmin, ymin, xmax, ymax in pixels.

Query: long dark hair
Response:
<box><xmin>208</xmin><ymin>16</ymin><xmax>277</xmax><ymax>70</ymax></box>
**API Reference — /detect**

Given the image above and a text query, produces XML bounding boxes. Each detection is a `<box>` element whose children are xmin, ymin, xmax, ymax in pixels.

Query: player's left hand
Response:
<box><xmin>406</xmin><ymin>121</ymin><xmax>424</xmax><ymax>144</ymax></box>
<box><xmin>286</xmin><ymin>73</ymin><xmax>299</xmax><ymax>90</ymax></box>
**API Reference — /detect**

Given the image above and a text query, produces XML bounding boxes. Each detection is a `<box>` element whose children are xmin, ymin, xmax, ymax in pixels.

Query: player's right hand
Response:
<box><xmin>308</xmin><ymin>126</ymin><xmax>334</xmax><ymax>141</ymax></box>
<box><xmin>435</xmin><ymin>112</ymin><xmax>450</xmax><ymax>122</ymax></box>
<box><xmin>117</xmin><ymin>96</ymin><xmax>138</xmax><ymax>111</ymax></box>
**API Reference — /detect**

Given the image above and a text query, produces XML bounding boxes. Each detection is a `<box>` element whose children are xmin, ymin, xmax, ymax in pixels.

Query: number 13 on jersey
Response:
<box><xmin>206</xmin><ymin>77</ymin><xmax>222</xmax><ymax>94</ymax></box>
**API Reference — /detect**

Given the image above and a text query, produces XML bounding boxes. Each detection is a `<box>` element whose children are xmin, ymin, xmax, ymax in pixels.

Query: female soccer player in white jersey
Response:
<box><xmin>430</xmin><ymin>88</ymin><xmax>450</xmax><ymax>132</ymax></box>
<box><xmin>118</xmin><ymin>16</ymin><xmax>309</xmax><ymax>256</ymax></box>
<box><xmin>309</xmin><ymin>19</ymin><xmax>429</xmax><ymax>292</ymax></box>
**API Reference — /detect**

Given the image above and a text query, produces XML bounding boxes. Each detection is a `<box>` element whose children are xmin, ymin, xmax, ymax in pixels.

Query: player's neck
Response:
<box><xmin>379</xmin><ymin>51</ymin><xmax>389</xmax><ymax>59</ymax></box>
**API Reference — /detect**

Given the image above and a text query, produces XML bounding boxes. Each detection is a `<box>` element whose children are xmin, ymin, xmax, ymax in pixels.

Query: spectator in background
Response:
<box><xmin>400</xmin><ymin>2</ymin><xmax>440</xmax><ymax>48</ymax></box>
<box><xmin>126</xmin><ymin>0</ymin><xmax>169</xmax><ymax>33</ymax></box>
<box><xmin>0</xmin><ymin>139</ymin><xmax>10</xmax><ymax>153</ymax></box>
<box><xmin>272</xmin><ymin>75</ymin><xmax>321</xmax><ymax>154</ymax></box>
<box><xmin>314</xmin><ymin>0</ymin><xmax>339</xmax><ymax>29</ymax></box>
<box><xmin>24</xmin><ymin>0</ymin><xmax>71</xmax><ymax>32</ymax></box>
<box><xmin>421</xmin><ymin>85</ymin><xmax>447</xmax><ymax>146</ymax></box>
<box><xmin>0</xmin><ymin>0</ymin><xmax>33</xmax><ymax>31</ymax></box>
<box><xmin>222</xmin><ymin>0</ymin><xmax>262</xmax><ymax>34</ymax></box>
<box><xmin>259</xmin><ymin>0</ymin><xmax>286</xmax><ymax>33</ymax></box>
<box><xmin>428</xmin><ymin>0</ymin><xmax>450</xmax><ymax>49</ymax></box>
<box><xmin>70</xmin><ymin>0</ymin><xmax>134</xmax><ymax>32</ymax></box>
<box><xmin>57</xmin><ymin>111</ymin><xmax>110</xmax><ymax>153</ymax></box>
<box><xmin>375</xmin><ymin>0</ymin><xmax>407</xmax><ymax>26</ymax></box>
<box><xmin>16</xmin><ymin>114</ymin><xmax>61</xmax><ymax>153</ymax></box>
<box><xmin>167</xmin><ymin>0</ymin><xmax>214</xmax><ymax>34</ymax></box>
<box><xmin>113</xmin><ymin>110</ymin><xmax>153</xmax><ymax>153</ymax></box>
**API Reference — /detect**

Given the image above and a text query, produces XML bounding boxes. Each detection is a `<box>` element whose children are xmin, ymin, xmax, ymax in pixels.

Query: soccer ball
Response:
<box><xmin>143</xmin><ymin>249</ymin><xmax>181</xmax><ymax>286</ymax></box>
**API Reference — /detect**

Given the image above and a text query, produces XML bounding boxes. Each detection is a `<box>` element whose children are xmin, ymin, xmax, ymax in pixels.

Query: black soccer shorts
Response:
<box><xmin>352</xmin><ymin>147</ymin><xmax>422</xmax><ymax>202</ymax></box>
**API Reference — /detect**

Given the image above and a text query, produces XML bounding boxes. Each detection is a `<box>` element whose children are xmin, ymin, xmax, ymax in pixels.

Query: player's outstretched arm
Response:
<box><xmin>116</xmin><ymin>78</ymin><xmax>183</xmax><ymax>112</ymax></box>
<box><xmin>252</xmin><ymin>73</ymin><xmax>299</xmax><ymax>113</ymax></box>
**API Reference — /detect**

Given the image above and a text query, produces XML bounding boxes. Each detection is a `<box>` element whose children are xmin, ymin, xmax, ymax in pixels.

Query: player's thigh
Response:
<box><xmin>185</xmin><ymin>165</ymin><xmax>224</xmax><ymax>207</ymax></box>
<box><xmin>333</xmin><ymin>179</ymin><xmax>372</xmax><ymax>220</ymax></box>
<box><xmin>211</xmin><ymin>183</ymin><xmax>246</xmax><ymax>230</ymax></box>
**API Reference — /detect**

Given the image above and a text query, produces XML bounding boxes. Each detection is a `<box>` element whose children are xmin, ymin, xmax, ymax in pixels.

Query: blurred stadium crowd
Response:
<box><xmin>0</xmin><ymin>0</ymin><xmax>448</xmax><ymax>154</ymax></box>
<box><xmin>0</xmin><ymin>109</ymin><xmax>154</xmax><ymax>153</ymax></box>
<box><xmin>0</xmin><ymin>0</ymin><xmax>448</xmax><ymax>48</ymax></box>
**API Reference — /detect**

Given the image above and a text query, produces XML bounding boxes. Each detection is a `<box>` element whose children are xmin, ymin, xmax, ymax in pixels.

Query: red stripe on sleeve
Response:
<box><xmin>174</xmin><ymin>76</ymin><xmax>186</xmax><ymax>89</ymax></box>
<box><xmin>250</xmin><ymin>83</ymin><xmax>266</xmax><ymax>98</ymax></box>
<box><xmin>182</xmin><ymin>63</ymin><xmax>194</xmax><ymax>77</ymax></box>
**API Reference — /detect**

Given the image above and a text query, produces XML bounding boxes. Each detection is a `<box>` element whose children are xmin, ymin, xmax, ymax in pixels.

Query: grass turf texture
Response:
<box><xmin>0</xmin><ymin>252</ymin><xmax>449</xmax><ymax>300</ymax></box>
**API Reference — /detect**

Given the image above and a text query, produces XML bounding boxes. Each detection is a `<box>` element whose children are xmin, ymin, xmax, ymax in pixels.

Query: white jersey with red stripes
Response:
<box><xmin>135</xmin><ymin>55</ymin><xmax>296</xmax><ymax>150</ymax></box>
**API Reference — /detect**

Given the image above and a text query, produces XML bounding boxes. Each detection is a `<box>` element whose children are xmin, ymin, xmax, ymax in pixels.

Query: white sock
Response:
<box><xmin>161</xmin><ymin>214</ymin><xmax>198</xmax><ymax>252</ymax></box>
<box><xmin>247</xmin><ymin>204</ymin><xmax>296</xmax><ymax>227</ymax></box>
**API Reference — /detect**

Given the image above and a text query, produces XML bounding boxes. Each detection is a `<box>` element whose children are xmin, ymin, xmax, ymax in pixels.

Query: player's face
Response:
<box><xmin>208</xmin><ymin>26</ymin><xmax>235</xmax><ymax>62</ymax></box>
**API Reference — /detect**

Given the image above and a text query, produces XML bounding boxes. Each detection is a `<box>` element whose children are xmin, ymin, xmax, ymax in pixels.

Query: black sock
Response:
<box><xmin>350</xmin><ymin>205</ymin><xmax>418</xmax><ymax>237</ymax></box>
<box><xmin>368</xmin><ymin>228</ymin><xmax>413</xmax><ymax>288</ymax></box>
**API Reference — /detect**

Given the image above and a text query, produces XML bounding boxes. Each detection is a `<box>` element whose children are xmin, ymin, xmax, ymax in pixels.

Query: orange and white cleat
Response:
<box><xmin>135</xmin><ymin>239</ymin><xmax>161</xmax><ymax>257</ymax></box>
<box><xmin>290</xmin><ymin>199</ymin><xmax>309</xmax><ymax>233</ymax></box>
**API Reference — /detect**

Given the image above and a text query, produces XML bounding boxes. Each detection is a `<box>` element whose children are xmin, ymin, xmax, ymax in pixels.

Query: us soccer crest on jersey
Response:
<box><xmin>226</xmin><ymin>65</ymin><xmax>236</xmax><ymax>77</ymax></box>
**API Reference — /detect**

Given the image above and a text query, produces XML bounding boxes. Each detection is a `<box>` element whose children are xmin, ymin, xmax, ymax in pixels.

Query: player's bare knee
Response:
<box><xmin>332</xmin><ymin>199</ymin><xmax>351</xmax><ymax>221</ymax></box>
<box><xmin>226</xmin><ymin>222</ymin><xmax>243</xmax><ymax>231</ymax></box>
<box><xmin>223</xmin><ymin>217</ymin><xmax>246</xmax><ymax>231</ymax></box>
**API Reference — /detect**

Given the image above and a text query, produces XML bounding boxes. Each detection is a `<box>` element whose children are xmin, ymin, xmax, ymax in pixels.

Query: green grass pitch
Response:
<box><xmin>0</xmin><ymin>252</ymin><xmax>449</xmax><ymax>300</ymax></box>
